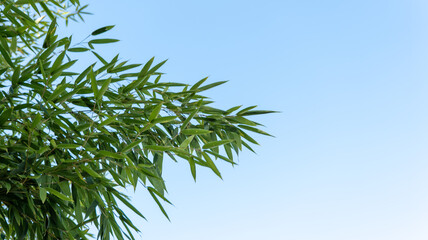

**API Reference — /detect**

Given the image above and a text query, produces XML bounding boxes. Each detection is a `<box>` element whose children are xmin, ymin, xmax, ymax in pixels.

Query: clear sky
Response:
<box><xmin>62</xmin><ymin>0</ymin><xmax>428</xmax><ymax>239</ymax></box>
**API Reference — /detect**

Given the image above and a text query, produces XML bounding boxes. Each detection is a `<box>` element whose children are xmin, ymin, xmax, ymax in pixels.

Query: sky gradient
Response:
<box><xmin>62</xmin><ymin>0</ymin><xmax>428</xmax><ymax>239</ymax></box>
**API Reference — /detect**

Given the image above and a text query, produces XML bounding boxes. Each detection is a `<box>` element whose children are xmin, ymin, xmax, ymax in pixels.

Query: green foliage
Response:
<box><xmin>0</xmin><ymin>0</ymin><xmax>275</xmax><ymax>239</ymax></box>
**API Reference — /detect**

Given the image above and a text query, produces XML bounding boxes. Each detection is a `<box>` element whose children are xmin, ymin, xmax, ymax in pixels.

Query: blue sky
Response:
<box><xmin>62</xmin><ymin>0</ymin><xmax>428</xmax><ymax>239</ymax></box>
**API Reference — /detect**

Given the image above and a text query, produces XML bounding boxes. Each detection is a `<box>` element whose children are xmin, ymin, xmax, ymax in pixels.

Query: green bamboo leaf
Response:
<box><xmin>50</xmin><ymin>139</ymin><xmax>57</xmax><ymax>148</ymax></box>
<box><xmin>39</xmin><ymin>2</ymin><xmax>55</xmax><ymax>20</ymax></box>
<box><xmin>111</xmin><ymin>220</ymin><xmax>125</xmax><ymax>240</ymax></box>
<box><xmin>91</xmin><ymin>51</ymin><xmax>108</xmax><ymax>65</ymax></box>
<box><xmin>179</xmin><ymin>135</ymin><xmax>194</xmax><ymax>148</ymax></box>
<box><xmin>45</xmin><ymin>187</ymin><xmax>73</xmax><ymax>202</ymax></box>
<box><xmin>148</xmin><ymin>187</ymin><xmax>170</xmax><ymax>221</ymax></box>
<box><xmin>68</xmin><ymin>47</ymin><xmax>89</xmax><ymax>52</ymax></box>
<box><xmin>240</xmin><ymin>110</ymin><xmax>278</xmax><ymax>116</ymax></box>
<box><xmin>56</xmin><ymin>90</ymin><xmax>75</xmax><ymax>103</ymax></box>
<box><xmin>181</xmin><ymin>128</ymin><xmax>212</xmax><ymax>135</ymax></box>
<box><xmin>189</xmin><ymin>157</ymin><xmax>197</xmax><ymax>181</ymax></box>
<box><xmin>236</xmin><ymin>106</ymin><xmax>257</xmax><ymax>115</ymax></box>
<box><xmin>11</xmin><ymin>36</ymin><xmax>17</xmax><ymax>53</ymax></box>
<box><xmin>225</xmin><ymin>105</ymin><xmax>242</xmax><ymax>114</ymax></box>
<box><xmin>227</xmin><ymin>116</ymin><xmax>257</xmax><ymax>126</ymax></box>
<box><xmin>137</xmin><ymin>165</ymin><xmax>160</xmax><ymax>178</ymax></box>
<box><xmin>122</xmin><ymin>140</ymin><xmax>143</xmax><ymax>153</ymax></box>
<box><xmin>152</xmin><ymin>116</ymin><xmax>177</xmax><ymax>124</ymax></box>
<box><xmin>91</xmin><ymin>25</ymin><xmax>115</xmax><ymax>35</ymax></box>
<box><xmin>85</xmin><ymin>200</ymin><xmax>98</xmax><ymax>219</ymax></box>
<box><xmin>242</xmin><ymin>141</ymin><xmax>256</xmax><ymax>153</ymax></box>
<box><xmin>238</xmin><ymin>125</ymin><xmax>273</xmax><ymax>136</ymax></box>
<box><xmin>75</xmin><ymin>200</ymin><xmax>83</xmax><ymax>224</ymax></box>
<box><xmin>51</xmin><ymin>60</ymin><xmax>77</xmax><ymax>77</ymax></box>
<box><xmin>0</xmin><ymin>44</ymin><xmax>14</xmax><ymax>68</ymax></box>
<box><xmin>51</xmin><ymin>51</ymin><xmax>66</xmax><ymax>70</ymax></box>
<box><xmin>109</xmin><ymin>64</ymin><xmax>141</xmax><ymax>73</ymax></box>
<box><xmin>98</xmin><ymin>150</ymin><xmax>124</xmax><ymax>159</ymax></box>
<box><xmin>113</xmin><ymin>192</ymin><xmax>146</xmax><ymax>220</ymax></box>
<box><xmin>205</xmin><ymin>150</ymin><xmax>236</xmax><ymax>165</ymax></box>
<box><xmin>31</xmin><ymin>113</ymin><xmax>42</xmax><ymax>129</ymax></box>
<box><xmin>11</xmin><ymin>66</ymin><xmax>20</xmax><ymax>86</ymax></box>
<box><xmin>37</xmin><ymin>146</ymin><xmax>49</xmax><ymax>155</ymax></box>
<box><xmin>71</xmin><ymin>217</ymin><xmax>96</xmax><ymax>232</ymax></box>
<box><xmin>180</xmin><ymin>112</ymin><xmax>197</xmax><ymax>131</ymax></box>
<box><xmin>149</xmin><ymin>103</ymin><xmax>162</xmax><ymax>121</ymax></box>
<box><xmin>39</xmin><ymin>187</ymin><xmax>47</xmax><ymax>203</ymax></box>
<box><xmin>124</xmin><ymin>155</ymin><xmax>137</xmax><ymax>170</ymax></box>
<box><xmin>40</xmin><ymin>41</ymin><xmax>59</xmax><ymax>60</ymax></box>
<box><xmin>198</xmin><ymin>81</ymin><xmax>228</xmax><ymax>91</ymax></box>
<box><xmin>97</xmin><ymin>77</ymin><xmax>111</xmax><ymax>101</ymax></box>
<box><xmin>202</xmin><ymin>152</ymin><xmax>222</xmax><ymax>179</ymax></box>
<box><xmin>80</xmin><ymin>165</ymin><xmax>101</xmax><ymax>178</ymax></box>
<box><xmin>239</xmin><ymin>129</ymin><xmax>259</xmax><ymax>145</ymax></box>
<box><xmin>147</xmin><ymin>59</ymin><xmax>167</xmax><ymax>75</ymax></box>
<box><xmin>48</xmin><ymin>83</ymin><xmax>67</xmax><ymax>101</ymax></box>
<box><xmin>138</xmin><ymin>57</ymin><xmax>154</xmax><ymax>78</ymax></box>
<box><xmin>148</xmin><ymin>187</ymin><xmax>171</xmax><ymax>204</ymax></box>
<box><xmin>57</xmin><ymin>144</ymin><xmax>80</xmax><ymax>149</ymax></box>
<box><xmin>76</xmin><ymin>123</ymin><xmax>91</xmax><ymax>132</ymax></box>
<box><xmin>42</xmin><ymin>18</ymin><xmax>57</xmax><ymax>48</ymax></box>
<box><xmin>139</xmin><ymin>122</ymin><xmax>155</xmax><ymax>133</ymax></box>
<box><xmin>76</xmin><ymin>63</ymin><xmax>95</xmax><ymax>84</ymax></box>
<box><xmin>10</xmin><ymin>5</ymin><xmax>35</xmax><ymax>23</ymax></box>
<box><xmin>122</xmin><ymin>76</ymin><xmax>147</xmax><ymax>93</ymax></box>
<box><xmin>144</xmin><ymin>145</ymin><xmax>174</xmax><ymax>152</ymax></box>
<box><xmin>89</xmin><ymin>39</ymin><xmax>119</xmax><ymax>44</ymax></box>
<box><xmin>0</xmin><ymin>67</ymin><xmax>8</xmax><ymax>75</ymax></box>
<box><xmin>98</xmin><ymin>115</ymin><xmax>116</xmax><ymax>127</ymax></box>
<box><xmin>0</xmin><ymin>108</ymin><xmax>12</xmax><ymax>126</ymax></box>
<box><xmin>89</xmin><ymin>69</ymin><xmax>98</xmax><ymax>98</ymax></box>
<box><xmin>190</xmin><ymin>77</ymin><xmax>208</xmax><ymax>91</ymax></box>
<box><xmin>202</xmin><ymin>140</ymin><xmax>233</xmax><ymax>149</ymax></box>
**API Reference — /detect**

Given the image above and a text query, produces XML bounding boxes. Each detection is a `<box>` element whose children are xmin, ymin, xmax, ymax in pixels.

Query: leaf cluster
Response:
<box><xmin>0</xmin><ymin>1</ymin><xmax>275</xmax><ymax>239</ymax></box>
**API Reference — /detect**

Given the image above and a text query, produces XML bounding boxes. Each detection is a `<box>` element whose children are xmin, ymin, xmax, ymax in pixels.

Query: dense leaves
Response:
<box><xmin>0</xmin><ymin>0</ymin><xmax>274</xmax><ymax>239</ymax></box>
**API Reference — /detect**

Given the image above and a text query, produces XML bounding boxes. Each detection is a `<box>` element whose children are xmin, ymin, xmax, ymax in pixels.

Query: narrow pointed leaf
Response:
<box><xmin>92</xmin><ymin>25</ymin><xmax>115</xmax><ymax>35</ymax></box>
<box><xmin>149</xmin><ymin>103</ymin><xmax>162</xmax><ymax>121</ymax></box>
<box><xmin>238</xmin><ymin>125</ymin><xmax>273</xmax><ymax>136</ymax></box>
<box><xmin>45</xmin><ymin>187</ymin><xmax>73</xmax><ymax>202</ymax></box>
<box><xmin>179</xmin><ymin>135</ymin><xmax>194</xmax><ymax>148</ymax></box>
<box><xmin>68</xmin><ymin>47</ymin><xmax>89</xmax><ymax>52</ymax></box>
<box><xmin>0</xmin><ymin>44</ymin><xmax>14</xmax><ymax>68</ymax></box>
<box><xmin>202</xmin><ymin>152</ymin><xmax>222</xmax><ymax>179</ymax></box>
<box><xmin>0</xmin><ymin>108</ymin><xmax>12</xmax><ymax>126</ymax></box>
<box><xmin>181</xmin><ymin>129</ymin><xmax>211</xmax><ymax>135</ymax></box>
<box><xmin>80</xmin><ymin>165</ymin><xmax>101</xmax><ymax>178</ymax></box>
<box><xmin>148</xmin><ymin>188</ymin><xmax>170</xmax><ymax>221</ymax></box>
<box><xmin>97</xmin><ymin>77</ymin><xmax>111</xmax><ymax>101</ymax></box>
<box><xmin>89</xmin><ymin>39</ymin><xmax>119</xmax><ymax>44</ymax></box>
<box><xmin>89</xmin><ymin>69</ymin><xmax>98</xmax><ymax>98</ymax></box>
<box><xmin>122</xmin><ymin>140</ymin><xmax>143</xmax><ymax>153</ymax></box>
<box><xmin>152</xmin><ymin>116</ymin><xmax>177</xmax><ymax>124</ymax></box>
<box><xmin>39</xmin><ymin>188</ymin><xmax>47</xmax><ymax>203</ymax></box>
<box><xmin>98</xmin><ymin>150</ymin><xmax>124</xmax><ymax>159</ymax></box>
<box><xmin>202</xmin><ymin>140</ymin><xmax>233</xmax><ymax>149</ymax></box>
<box><xmin>138</xmin><ymin>57</ymin><xmax>154</xmax><ymax>78</ymax></box>
<box><xmin>147</xmin><ymin>59</ymin><xmax>167</xmax><ymax>75</ymax></box>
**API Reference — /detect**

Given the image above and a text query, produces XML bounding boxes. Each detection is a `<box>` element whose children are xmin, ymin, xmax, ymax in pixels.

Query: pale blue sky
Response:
<box><xmin>62</xmin><ymin>0</ymin><xmax>428</xmax><ymax>239</ymax></box>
